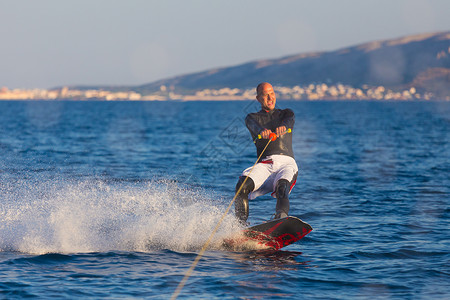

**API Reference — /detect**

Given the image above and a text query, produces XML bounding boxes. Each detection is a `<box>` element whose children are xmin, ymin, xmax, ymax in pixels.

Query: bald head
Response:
<box><xmin>256</xmin><ymin>82</ymin><xmax>273</xmax><ymax>96</ymax></box>
<box><xmin>256</xmin><ymin>82</ymin><xmax>276</xmax><ymax>111</ymax></box>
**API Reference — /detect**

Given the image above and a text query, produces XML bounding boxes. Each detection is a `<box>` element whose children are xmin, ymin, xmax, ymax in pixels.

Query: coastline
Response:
<box><xmin>1</xmin><ymin>84</ymin><xmax>447</xmax><ymax>101</ymax></box>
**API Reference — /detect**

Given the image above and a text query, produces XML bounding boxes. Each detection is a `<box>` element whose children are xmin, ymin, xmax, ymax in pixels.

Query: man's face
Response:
<box><xmin>256</xmin><ymin>84</ymin><xmax>276</xmax><ymax>111</ymax></box>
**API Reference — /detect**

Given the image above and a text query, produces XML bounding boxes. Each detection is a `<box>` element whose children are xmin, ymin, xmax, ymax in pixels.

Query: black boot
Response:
<box><xmin>234</xmin><ymin>176</ymin><xmax>254</xmax><ymax>223</ymax></box>
<box><xmin>275</xmin><ymin>179</ymin><xmax>290</xmax><ymax>219</ymax></box>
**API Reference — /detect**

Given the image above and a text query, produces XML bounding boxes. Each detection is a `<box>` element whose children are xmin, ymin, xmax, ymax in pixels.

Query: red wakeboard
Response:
<box><xmin>223</xmin><ymin>216</ymin><xmax>312</xmax><ymax>251</ymax></box>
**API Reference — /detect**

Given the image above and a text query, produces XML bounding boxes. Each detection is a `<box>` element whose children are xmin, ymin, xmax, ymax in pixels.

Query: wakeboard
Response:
<box><xmin>223</xmin><ymin>216</ymin><xmax>312</xmax><ymax>251</ymax></box>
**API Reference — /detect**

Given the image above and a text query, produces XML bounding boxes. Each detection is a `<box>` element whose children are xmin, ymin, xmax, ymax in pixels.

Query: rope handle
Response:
<box><xmin>254</xmin><ymin>128</ymin><xmax>291</xmax><ymax>143</ymax></box>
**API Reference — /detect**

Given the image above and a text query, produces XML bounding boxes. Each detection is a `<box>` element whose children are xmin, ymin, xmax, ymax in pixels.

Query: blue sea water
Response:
<box><xmin>0</xmin><ymin>100</ymin><xmax>449</xmax><ymax>299</ymax></box>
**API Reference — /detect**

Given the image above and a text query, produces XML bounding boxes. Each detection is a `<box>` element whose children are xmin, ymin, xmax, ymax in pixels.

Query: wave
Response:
<box><xmin>0</xmin><ymin>178</ymin><xmax>241</xmax><ymax>254</ymax></box>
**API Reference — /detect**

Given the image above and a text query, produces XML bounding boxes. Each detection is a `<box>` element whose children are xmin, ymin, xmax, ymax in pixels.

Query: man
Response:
<box><xmin>235</xmin><ymin>82</ymin><xmax>298</xmax><ymax>223</ymax></box>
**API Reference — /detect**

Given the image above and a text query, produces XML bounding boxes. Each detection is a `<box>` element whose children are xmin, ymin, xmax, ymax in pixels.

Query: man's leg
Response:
<box><xmin>275</xmin><ymin>179</ymin><xmax>290</xmax><ymax>219</ymax></box>
<box><xmin>234</xmin><ymin>176</ymin><xmax>255</xmax><ymax>223</ymax></box>
<box><xmin>272</xmin><ymin>156</ymin><xmax>298</xmax><ymax>219</ymax></box>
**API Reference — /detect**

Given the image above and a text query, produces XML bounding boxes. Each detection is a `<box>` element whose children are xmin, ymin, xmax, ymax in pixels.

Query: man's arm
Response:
<box><xmin>281</xmin><ymin>109</ymin><xmax>295</xmax><ymax>130</ymax></box>
<box><xmin>245</xmin><ymin>114</ymin><xmax>276</xmax><ymax>139</ymax></box>
<box><xmin>275</xmin><ymin>109</ymin><xmax>294</xmax><ymax>137</ymax></box>
<box><xmin>245</xmin><ymin>114</ymin><xmax>265</xmax><ymax>137</ymax></box>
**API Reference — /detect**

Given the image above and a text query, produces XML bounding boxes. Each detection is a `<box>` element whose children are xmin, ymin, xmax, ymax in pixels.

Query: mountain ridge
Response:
<box><xmin>71</xmin><ymin>31</ymin><xmax>450</xmax><ymax>98</ymax></box>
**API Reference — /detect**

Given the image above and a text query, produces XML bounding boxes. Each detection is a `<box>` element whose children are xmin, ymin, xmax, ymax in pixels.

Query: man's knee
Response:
<box><xmin>276</xmin><ymin>179</ymin><xmax>290</xmax><ymax>200</ymax></box>
<box><xmin>236</xmin><ymin>176</ymin><xmax>255</xmax><ymax>196</ymax></box>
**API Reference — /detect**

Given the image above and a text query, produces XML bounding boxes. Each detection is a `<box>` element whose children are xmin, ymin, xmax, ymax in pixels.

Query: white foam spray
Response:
<box><xmin>0</xmin><ymin>178</ymin><xmax>242</xmax><ymax>254</ymax></box>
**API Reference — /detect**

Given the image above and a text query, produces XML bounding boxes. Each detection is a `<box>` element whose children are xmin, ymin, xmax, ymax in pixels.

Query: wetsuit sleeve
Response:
<box><xmin>245</xmin><ymin>114</ymin><xmax>264</xmax><ymax>137</ymax></box>
<box><xmin>281</xmin><ymin>109</ymin><xmax>295</xmax><ymax>129</ymax></box>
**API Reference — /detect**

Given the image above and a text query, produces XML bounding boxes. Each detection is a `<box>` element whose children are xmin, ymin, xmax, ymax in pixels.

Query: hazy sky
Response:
<box><xmin>1</xmin><ymin>0</ymin><xmax>449</xmax><ymax>89</ymax></box>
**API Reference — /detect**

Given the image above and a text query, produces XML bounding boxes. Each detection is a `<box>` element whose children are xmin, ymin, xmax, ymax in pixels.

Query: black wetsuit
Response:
<box><xmin>245</xmin><ymin>108</ymin><xmax>295</xmax><ymax>160</ymax></box>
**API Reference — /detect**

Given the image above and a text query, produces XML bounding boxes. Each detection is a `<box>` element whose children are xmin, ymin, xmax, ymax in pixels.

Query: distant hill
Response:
<box><xmin>73</xmin><ymin>31</ymin><xmax>450</xmax><ymax>98</ymax></box>
<box><xmin>134</xmin><ymin>31</ymin><xmax>450</xmax><ymax>97</ymax></box>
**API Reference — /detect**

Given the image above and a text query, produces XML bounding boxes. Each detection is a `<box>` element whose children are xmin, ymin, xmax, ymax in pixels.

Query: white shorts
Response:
<box><xmin>241</xmin><ymin>155</ymin><xmax>298</xmax><ymax>200</ymax></box>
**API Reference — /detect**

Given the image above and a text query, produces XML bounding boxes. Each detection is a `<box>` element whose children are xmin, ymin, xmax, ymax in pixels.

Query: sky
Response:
<box><xmin>1</xmin><ymin>0</ymin><xmax>449</xmax><ymax>89</ymax></box>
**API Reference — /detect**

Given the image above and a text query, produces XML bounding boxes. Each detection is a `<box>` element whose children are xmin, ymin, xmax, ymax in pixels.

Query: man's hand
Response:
<box><xmin>260</xmin><ymin>128</ymin><xmax>273</xmax><ymax>139</ymax></box>
<box><xmin>276</xmin><ymin>126</ymin><xmax>287</xmax><ymax>137</ymax></box>
<box><xmin>260</xmin><ymin>126</ymin><xmax>287</xmax><ymax>139</ymax></box>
